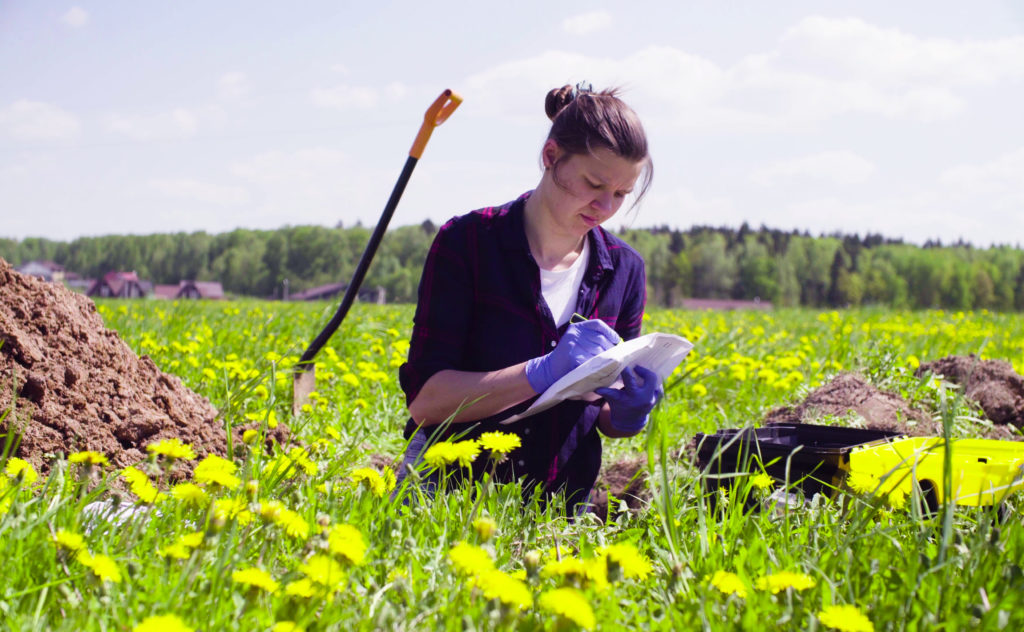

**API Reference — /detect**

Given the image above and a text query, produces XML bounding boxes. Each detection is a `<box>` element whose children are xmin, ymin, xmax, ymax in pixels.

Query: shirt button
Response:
<box><xmin>550</xmin><ymin>340</ymin><xmax>557</xmax><ymax>348</ymax></box>
<box><xmin>517</xmin><ymin>460</ymin><xmax>525</xmax><ymax>467</ymax></box>
<box><xmin>523</xmin><ymin>428</ymin><xmax>531</xmax><ymax>435</ymax></box>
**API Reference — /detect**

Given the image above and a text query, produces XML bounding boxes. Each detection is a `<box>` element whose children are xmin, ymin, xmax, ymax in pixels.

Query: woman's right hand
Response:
<box><xmin>524</xmin><ymin>319</ymin><xmax>621</xmax><ymax>394</ymax></box>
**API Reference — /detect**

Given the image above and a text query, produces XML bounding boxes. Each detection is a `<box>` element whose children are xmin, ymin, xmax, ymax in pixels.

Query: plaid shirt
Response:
<box><xmin>399</xmin><ymin>191</ymin><xmax>646</xmax><ymax>511</ymax></box>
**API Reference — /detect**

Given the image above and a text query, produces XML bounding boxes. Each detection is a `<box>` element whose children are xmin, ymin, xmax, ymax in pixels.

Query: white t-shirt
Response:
<box><xmin>540</xmin><ymin>238</ymin><xmax>590</xmax><ymax>327</ymax></box>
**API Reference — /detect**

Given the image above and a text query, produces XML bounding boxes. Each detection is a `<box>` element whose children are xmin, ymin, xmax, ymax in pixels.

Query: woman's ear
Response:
<box><xmin>541</xmin><ymin>139</ymin><xmax>562</xmax><ymax>170</ymax></box>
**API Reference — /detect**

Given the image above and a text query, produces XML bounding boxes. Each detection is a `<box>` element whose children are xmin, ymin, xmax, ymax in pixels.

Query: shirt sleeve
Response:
<box><xmin>398</xmin><ymin>220</ymin><xmax>473</xmax><ymax>406</ymax></box>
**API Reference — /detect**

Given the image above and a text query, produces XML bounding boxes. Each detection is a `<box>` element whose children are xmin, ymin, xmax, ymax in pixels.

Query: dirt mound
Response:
<box><xmin>589</xmin><ymin>455</ymin><xmax>649</xmax><ymax>521</ymax></box>
<box><xmin>917</xmin><ymin>355</ymin><xmax>1024</xmax><ymax>430</ymax></box>
<box><xmin>764</xmin><ymin>372</ymin><xmax>938</xmax><ymax>436</ymax></box>
<box><xmin>0</xmin><ymin>258</ymin><xmax>227</xmax><ymax>477</ymax></box>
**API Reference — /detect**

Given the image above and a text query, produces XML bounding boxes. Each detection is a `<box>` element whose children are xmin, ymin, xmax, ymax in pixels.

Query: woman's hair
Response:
<box><xmin>544</xmin><ymin>83</ymin><xmax>653</xmax><ymax>204</ymax></box>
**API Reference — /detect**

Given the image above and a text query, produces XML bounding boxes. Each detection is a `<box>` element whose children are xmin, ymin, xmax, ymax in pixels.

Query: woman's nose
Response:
<box><xmin>592</xmin><ymin>191</ymin><xmax>613</xmax><ymax>213</ymax></box>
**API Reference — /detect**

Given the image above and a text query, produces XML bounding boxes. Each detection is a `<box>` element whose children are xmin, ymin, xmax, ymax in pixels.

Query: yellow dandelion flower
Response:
<box><xmin>68</xmin><ymin>451</ymin><xmax>109</xmax><ymax>466</ymax></box>
<box><xmin>846</xmin><ymin>470</ymin><xmax>879</xmax><ymax>495</ymax></box>
<box><xmin>180</xmin><ymin>531</ymin><xmax>204</xmax><ymax>548</ymax></box>
<box><xmin>5</xmin><ymin>457</ymin><xmax>38</xmax><ymax>484</ymax></box>
<box><xmin>146</xmin><ymin>438</ymin><xmax>196</xmax><ymax>461</ymax></box>
<box><xmin>542</xmin><ymin>556</ymin><xmax>588</xmax><ymax>580</ymax></box>
<box><xmin>271</xmin><ymin>622</ymin><xmax>305</xmax><ymax>632</ymax></box>
<box><xmin>77</xmin><ymin>551</ymin><xmax>122</xmax><ymax>583</ymax></box>
<box><xmin>818</xmin><ymin>604</ymin><xmax>875</xmax><ymax>632</ymax></box>
<box><xmin>52</xmin><ymin>529</ymin><xmax>86</xmax><ymax>552</ymax></box>
<box><xmin>157</xmin><ymin>541</ymin><xmax>191</xmax><ymax>560</ymax></box>
<box><xmin>471</xmin><ymin>569</ymin><xmax>533</xmax><ymax>610</ymax></box>
<box><xmin>241</xmin><ymin>429</ymin><xmax>259</xmax><ymax>444</ymax></box>
<box><xmin>349</xmin><ymin>468</ymin><xmax>388</xmax><ymax>497</ymax></box>
<box><xmin>538</xmin><ymin>587</ymin><xmax>595</xmax><ymax>629</ymax></box>
<box><xmin>450</xmin><ymin>440</ymin><xmax>481</xmax><ymax>467</ymax></box>
<box><xmin>750</xmin><ymin>472</ymin><xmax>775</xmax><ymax>490</ymax></box>
<box><xmin>170</xmin><ymin>483</ymin><xmax>209</xmax><ymax>507</ymax></box>
<box><xmin>691</xmin><ymin>383</ymin><xmax>708</xmax><ymax>397</ymax></box>
<box><xmin>299</xmin><ymin>554</ymin><xmax>346</xmax><ymax>589</ymax></box>
<box><xmin>132</xmin><ymin>614</ymin><xmax>194</xmax><ymax>632</ymax></box>
<box><xmin>478</xmin><ymin>431</ymin><xmax>521</xmax><ymax>456</ymax></box>
<box><xmin>342</xmin><ymin>373</ymin><xmax>359</xmax><ymax>386</ymax></box>
<box><xmin>328</xmin><ymin>524</ymin><xmax>367</xmax><ymax>565</ymax></box>
<box><xmin>423</xmin><ymin>443</ymin><xmax>457</xmax><ymax>468</ymax></box>
<box><xmin>448</xmin><ymin>541</ymin><xmax>494</xmax><ymax>575</ymax></box>
<box><xmin>599</xmin><ymin>542</ymin><xmax>653</xmax><ymax>580</ymax></box>
<box><xmin>122</xmin><ymin>466</ymin><xmax>166</xmax><ymax>504</ymax></box>
<box><xmin>472</xmin><ymin>516</ymin><xmax>497</xmax><ymax>542</ymax></box>
<box><xmin>213</xmin><ymin>497</ymin><xmax>253</xmax><ymax>525</ymax></box>
<box><xmin>232</xmin><ymin>567</ymin><xmax>279</xmax><ymax>593</ymax></box>
<box><xmin>276</xmin><ymin>508</ymin><xmax>311</xmax><ymax>540</ymax></box>
<box><xmin>285</xmin><ymin>578</ymin><xmax>317</xmax><ymax>598</ymax></box>
<box><xmin>756</xmin><ymin>571</ymin><xmax>816</xmax><ymax>593</ymax></box>
<box><xmin>710</xmin><ymin>570</ymin><xmax>747</xmax><ymax>598</ymax></box>
<box><xmin>194</xmin><ymin>455</ymin><xmax>241</xmax><ymax>489</ymax></box>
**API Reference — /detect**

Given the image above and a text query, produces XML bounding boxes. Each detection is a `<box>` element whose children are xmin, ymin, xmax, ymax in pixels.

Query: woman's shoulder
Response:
<box><xmin>439</xmin><ymin>192</ymin><xmax>529</xmax><ymax>234</ymax></box>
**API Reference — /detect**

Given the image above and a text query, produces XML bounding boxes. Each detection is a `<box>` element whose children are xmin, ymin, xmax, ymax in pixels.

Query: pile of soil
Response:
<box><xmin>917</xmin><ymin>355</ymin><xmax>1024</xmax><ymax>430</ymax></box>
<box><xmin>589</xmin><ymin>455</ymin><xmax>649</xmax><ymax>521</ymax></box>
<box><xmin>764</xmin><ymin>372</ymin><xmax>938</xmax><ymax>436</ymax></box>
<box><xmin>0</xmin><ymin>258</ymin><xmax>228</xmax><ymax>477</ymax></box>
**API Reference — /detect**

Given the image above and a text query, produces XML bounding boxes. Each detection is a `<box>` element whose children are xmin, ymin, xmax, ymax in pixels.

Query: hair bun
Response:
<box><xmin>545</xmin><ymin>85</ymin><xmax>576</xmax><ymax>121</ymax></box>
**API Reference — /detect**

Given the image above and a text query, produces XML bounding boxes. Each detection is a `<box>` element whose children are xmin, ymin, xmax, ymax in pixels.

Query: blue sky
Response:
<box><xmin>2</xmin><ymin>1</ymin><xmax>1023</xmax><ymax>246</ymax></box>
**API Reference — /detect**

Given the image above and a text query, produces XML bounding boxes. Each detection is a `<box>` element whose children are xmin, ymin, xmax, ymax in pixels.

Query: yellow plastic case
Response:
<box><xmin>848</xmin><ymin>437</ymin><xmax>1024</xmax><ymax>507</ymax></box>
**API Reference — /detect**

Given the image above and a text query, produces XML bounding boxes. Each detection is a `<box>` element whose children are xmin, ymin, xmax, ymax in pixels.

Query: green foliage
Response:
<box><xmin>3</xmin><ymin>225</ymin><xmax>1024</xmax><ymax>310</ymax></box>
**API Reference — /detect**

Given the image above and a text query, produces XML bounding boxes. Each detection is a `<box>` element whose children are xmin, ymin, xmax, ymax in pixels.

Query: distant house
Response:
<box><xmin>16</xmin><ymin>260</ymin><xmax>66</xmax><ymax>283</ymax></box>
<box><xmin>289</xmin><ymin>282</ymin><xmax>386</xmax><ymax>304</ymax></box>
<box><xmin>681</xmin><ymin>297</ymin><xmax>773</xmax><ymax>311</ymax></box>
<box><xmin>86</xmin><ymin>271</ymin><xmax>151</xmax><ymax>298</ymax></box>
<box><xmin>153</xmin><ymin>280</ymin><xmax>225</xmax><ymax>300</ymax></box>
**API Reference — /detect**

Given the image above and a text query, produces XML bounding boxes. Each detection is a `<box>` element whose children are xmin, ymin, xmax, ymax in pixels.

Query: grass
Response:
<box><xmin>1</xmin><ymin>301</ymin><xmax>1023</xmax><ymax>630</ymax></box>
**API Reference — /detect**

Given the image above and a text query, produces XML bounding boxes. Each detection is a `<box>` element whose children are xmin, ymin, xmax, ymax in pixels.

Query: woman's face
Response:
<box><xmin>540</xmin><ymin>140</ymin><xmax>645</xmax><ymax>238</ymax></box>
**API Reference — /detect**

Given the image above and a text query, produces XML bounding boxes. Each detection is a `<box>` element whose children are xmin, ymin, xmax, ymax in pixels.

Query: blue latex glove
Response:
<box><xmin>525</xmin><ymin>319</ymin><xmax>621</xmax><ymax>394</ymax></box>
<box><xmin>595</xmin><ymin>365</ymin><xmax>662</xmax><ymax>434</ymax></box>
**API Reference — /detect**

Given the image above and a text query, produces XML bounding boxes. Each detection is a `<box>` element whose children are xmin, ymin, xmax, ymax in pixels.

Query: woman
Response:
<box><xmin>397</xmin><ymin>84</ymin><xmax>660</xmax><ymax>515</ymax></box>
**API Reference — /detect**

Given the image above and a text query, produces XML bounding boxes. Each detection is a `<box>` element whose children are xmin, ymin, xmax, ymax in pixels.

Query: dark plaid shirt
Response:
<box><xmin>399</xmin><ymin>191</ymin><xmax>646</xmax><ymax>511</ymax></box>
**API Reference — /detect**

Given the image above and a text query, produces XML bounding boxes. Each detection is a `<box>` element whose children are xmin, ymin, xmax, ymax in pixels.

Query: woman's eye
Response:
<box><xmin>585</xmin><ymin>179</ymin><xmax>601</xmax><ymax>189</ymax></box>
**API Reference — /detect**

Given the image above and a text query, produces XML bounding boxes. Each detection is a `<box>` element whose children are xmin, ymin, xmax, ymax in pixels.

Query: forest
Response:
<box><xmin>3</xmin><ymin>222</ymin><xmax>1024</xmax><ymax>311</ymax></box>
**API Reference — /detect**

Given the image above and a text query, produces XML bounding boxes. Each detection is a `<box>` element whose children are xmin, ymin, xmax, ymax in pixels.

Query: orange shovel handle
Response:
<box><xmin>409</xmin><ymin>89</ymin><xmax>463</xmax><ymax>159</ymax></box>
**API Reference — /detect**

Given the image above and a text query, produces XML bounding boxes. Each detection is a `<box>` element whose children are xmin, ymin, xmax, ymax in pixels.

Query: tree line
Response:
<box><xmin>3</xmin><ymin>222</ymin><xmax>1024</xmax><ymax>311</ymax></box>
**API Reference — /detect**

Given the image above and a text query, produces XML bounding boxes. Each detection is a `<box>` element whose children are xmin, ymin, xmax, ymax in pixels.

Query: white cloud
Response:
<box><xmin>0</xmin><ymin>100</ymin><xmax>81</xmax><ymax>140</ymax></box>
<box><xmin>310</xmin><ymin>84</ymin><xmax>379</xmax><ymax>110</ymax></box>
<box><xmin>149</xmin><ymin>178</ymin><xmax>250</xmax><ymax>206</ymax></box>
<box><xmin>751</xmin><ymin>151</ymin><xmax>877</xmax><ymax>186</ymax></box>
<box><xmin>217</xmin><ymin>72</ymin><xmax>249</xmax><ymax>100</ymax></box>
<box><xmin>938</xmin><ymin>147</ymin><xmax>1024</xmax><ymax>218</ymax></box>
<box><xmin>781</xmin><ymin>16</ymin><xmax>1024</xmax><ymax>87</ymax></box>
<box><xmin>562</xmin><ymin>11</ymin><xmax>613</xmax><ymax>36</ymax></box>
<box><xmin>61</xmin><ymin>7</ymin><xmax>89</xmax><ymax>28</ymax></box>
<box><xmin>464</xmin><ymin>16</ymin><xmax>1024</xmax><ymax>132</ymax></box>
<box><xmin>105</xmin><ymin>107</ymin><xmax>201</xmax><ymax>140</ymax></box>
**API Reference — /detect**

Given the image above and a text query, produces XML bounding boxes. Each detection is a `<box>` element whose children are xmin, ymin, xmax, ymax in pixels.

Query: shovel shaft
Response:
<box><xmin>294</xmin><ymin>89</ymin><xmax>462</xmax><ymax>377</ymax></box>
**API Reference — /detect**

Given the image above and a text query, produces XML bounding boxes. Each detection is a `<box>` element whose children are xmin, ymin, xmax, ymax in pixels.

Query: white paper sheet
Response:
<box><xmin>501</xmin><ymin>332</ymin><xmax>694</xmax><ymax>424</ymax></box>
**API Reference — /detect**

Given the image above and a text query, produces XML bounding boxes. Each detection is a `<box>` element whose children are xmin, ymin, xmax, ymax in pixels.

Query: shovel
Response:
<box><xmin>292</xmin><ymin>89</ymin><xmax>462</xmax><ymax>414</ymax></box>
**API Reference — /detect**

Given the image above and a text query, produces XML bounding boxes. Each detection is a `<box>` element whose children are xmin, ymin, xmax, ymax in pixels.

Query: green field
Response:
<box><xmin>3</xmin><ymin>301</ymin><xmax>1024</xmax><ymax>631</ymax></box>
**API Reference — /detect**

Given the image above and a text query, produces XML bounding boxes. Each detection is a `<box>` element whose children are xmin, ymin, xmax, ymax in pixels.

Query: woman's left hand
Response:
<box><xmin>595</xmin><ymin>365</ymin><xmax>662</xmax><ymax>434</ymax></box>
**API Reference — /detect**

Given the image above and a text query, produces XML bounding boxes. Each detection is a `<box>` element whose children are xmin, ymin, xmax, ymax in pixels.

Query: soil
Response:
<box><xmin>764</xmin><ymin>372</ymin><xmax>938</xmax><ymax>435</ymax></box>
<box><xmin>0</xmin><ymin>258</ymin><xmax>245</xmax><ymax>479</ymax></box>
<box><xmin>917</xmin><ymin>355</ymin><xmax>1024</xmax><ymax>430</ymax></box>
<box><xmin>589</xmin><ymin>455</ymin><xmax>649</xmax><ymax>521</ymax></box>
<box><xmin>764</xmin><ymin>370</ymin><xmax>1022</xmax><ymax>441</ymax></box>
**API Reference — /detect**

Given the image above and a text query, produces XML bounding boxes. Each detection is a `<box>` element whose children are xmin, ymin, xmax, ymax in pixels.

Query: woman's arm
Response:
<box><xmin>407</xmin><ymin>363</ymin><xmax>537</xmax><ymax>426</ymax></box>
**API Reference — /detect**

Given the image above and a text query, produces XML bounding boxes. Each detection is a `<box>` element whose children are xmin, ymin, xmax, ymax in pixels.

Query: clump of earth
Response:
<box><xmin>589</xmin><ymin>455</ymin><xmax>649</xmax><ymax>521</ymax></box>
<box><xmin>917</xmin><ymin>355</ymin><xmax>1024</xmax><ymax>430</ymax></box>
<box><xmin>764</xmin><ymin>369</ymin><xmax>1022</xmax><ymax>441</ymax></box>
<box><xmin>0</xmin><ymin>257</ymin><xmax>265</xmax><ymax>479</ymax></box>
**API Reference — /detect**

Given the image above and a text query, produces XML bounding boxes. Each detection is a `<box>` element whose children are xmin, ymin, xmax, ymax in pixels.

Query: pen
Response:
<box><xmin>569</xmin><ymin>313</ymin><xmax>621</xmax><ymax>345</ymax></box>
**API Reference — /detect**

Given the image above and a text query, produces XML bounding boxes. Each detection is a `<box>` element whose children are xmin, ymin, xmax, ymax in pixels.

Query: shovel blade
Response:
<box><xmin>292</xmin><ymin>366</ymin><xmax>316</xmax><ymax>416</ymax></box>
